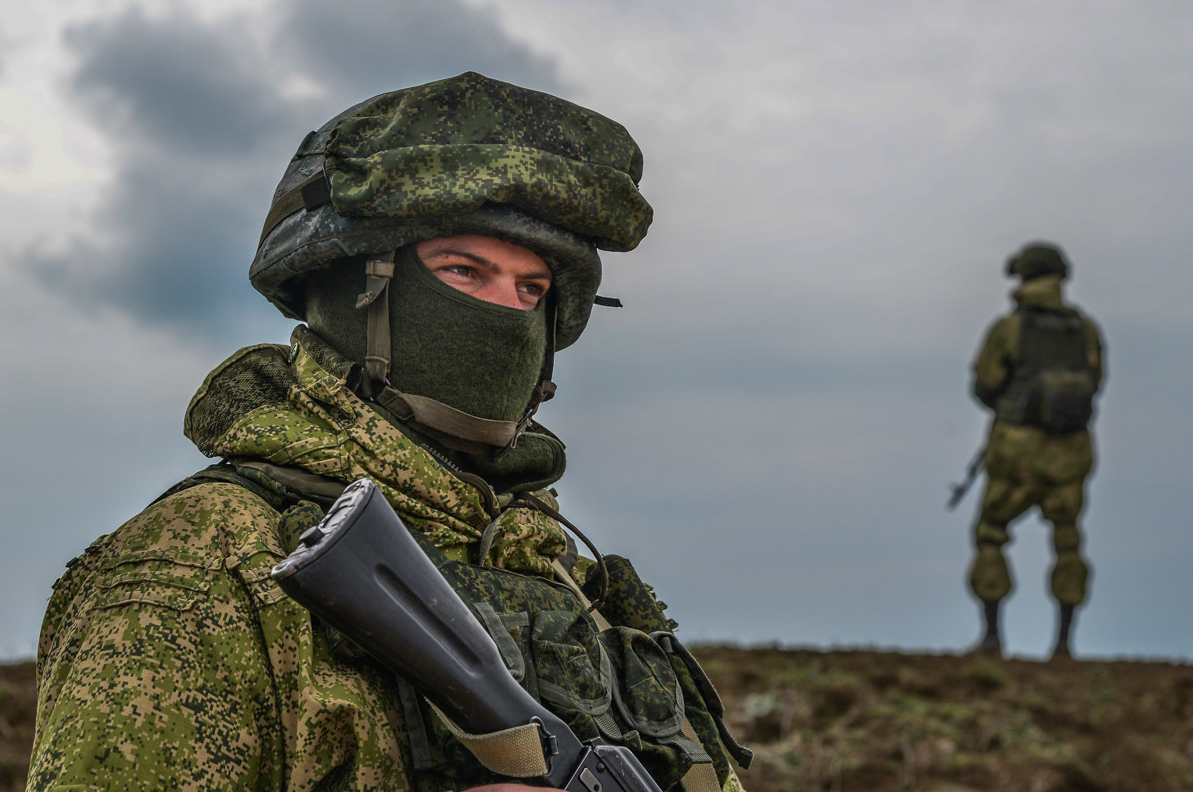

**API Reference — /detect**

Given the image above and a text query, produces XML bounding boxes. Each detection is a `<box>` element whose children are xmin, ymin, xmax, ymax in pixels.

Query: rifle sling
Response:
<box><xmin>427</xmin><ymin>702</ymin><xmax>549</xmax><ymax>779</ymax></box>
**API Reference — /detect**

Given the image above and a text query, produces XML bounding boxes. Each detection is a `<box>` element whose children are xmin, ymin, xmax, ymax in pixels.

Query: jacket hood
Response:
<box><xmin>1012</xmin><ymin>274</ymin><xmax>1066</xmax><ymax>310</ymax></box>
<box><xmin>183</xmin><ymin>326</ymin><xmax>566</xmax><ymax>575</ymax></box>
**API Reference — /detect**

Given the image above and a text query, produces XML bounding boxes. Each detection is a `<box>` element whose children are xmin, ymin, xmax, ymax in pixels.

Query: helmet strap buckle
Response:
<box><xmin>356</xmin><ymin>251</ymin><xmax>397</xmax><ymax>398</ymax></box>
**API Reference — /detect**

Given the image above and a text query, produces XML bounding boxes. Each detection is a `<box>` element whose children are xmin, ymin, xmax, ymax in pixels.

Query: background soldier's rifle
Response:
<box><xmin>947</xmin><ymin>445</ymin><xmax>986</xmax><ymax>510</ymax></box>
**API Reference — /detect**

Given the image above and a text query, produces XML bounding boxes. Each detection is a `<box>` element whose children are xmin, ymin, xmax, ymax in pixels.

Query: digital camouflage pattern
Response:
<box><xmin>324</xmin><ymin>72</ymin><xmax>649</xmax><ymax>249</ymax></box>
<box><xmin>968</xmin><ymin>276</ymin><xmax>1104</xmax><ymax>606</ymax></box>
<box><xmin>251</xmin><ymin>72</ymin><xmax>654</xmax><ymax>350</ymax></box>
<box><xmin>30</xmin><ymin>328</ymin><xmax>747</xmax><ymax>791</ymax></box>
<box><xmin>30</xmin><ymin>482</ymin><xmax>405</xmax><ymax>791</ymax></box>
<box><xmin>28</xmin><ymin>329</ymin><xmax>570</xmax><ymax>791</ymax></box>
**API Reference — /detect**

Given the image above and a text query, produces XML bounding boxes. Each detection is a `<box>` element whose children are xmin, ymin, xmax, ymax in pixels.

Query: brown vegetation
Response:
<box><xmin>699</xmin><ymin>645</ymin><xmax>1193</xmax><ymax>792</ymax></box>
<box><xmin>0</xmin><ymin>663</ymin><xmax>34</xmax><ymax>792</ymax></box>
<box><xmin>3</xmin><ymin>647</ymin><xmax>1192</xmax><ymax>791</ymax></box>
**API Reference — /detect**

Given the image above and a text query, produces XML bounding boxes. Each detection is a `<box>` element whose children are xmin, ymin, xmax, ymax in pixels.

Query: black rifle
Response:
<box><xmin>271</xmin><ymin>478</ymin><xmax>664</xmax><ymax>792</ymax></box>
<box><xmin>947</xmin><ymin>444</ymin><xmax>986</xmax><ymax>510</ymax></box>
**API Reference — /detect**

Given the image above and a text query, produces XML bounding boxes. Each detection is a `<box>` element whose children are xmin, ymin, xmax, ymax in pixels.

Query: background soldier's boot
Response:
<box><xmin>971</xmin><ymin>600</ymin><xmax>1003</xmax><ymax>657</ymax></box>
<box><xmin>1051</xmin><ymin>604</ymin><xmax>1075</xmax><ymax>660</ymax></box>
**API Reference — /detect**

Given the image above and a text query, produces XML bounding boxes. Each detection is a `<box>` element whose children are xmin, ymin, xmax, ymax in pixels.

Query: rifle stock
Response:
<box><xmin>271</xmin><ymin>478</ymin><xmax>663</xmax><ymax>792</ymax></box>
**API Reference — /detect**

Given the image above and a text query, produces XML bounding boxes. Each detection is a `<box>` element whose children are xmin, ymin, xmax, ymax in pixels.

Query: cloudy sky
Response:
<box><xmin>2</xmin><ymin>0</ymin><xmax>1191</xmax><ymax>663</ymax></box>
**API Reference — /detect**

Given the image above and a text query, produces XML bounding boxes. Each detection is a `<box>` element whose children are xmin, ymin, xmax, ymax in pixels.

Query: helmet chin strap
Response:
<box><xmin>355</xmin><ymin>251</ymin><xmax>557</xmax><ymax>457</ymax></box>
<box><xmin>355</xmin><ymin>252</ymin><xmax>396</xmax><ymax>389</ymax></box>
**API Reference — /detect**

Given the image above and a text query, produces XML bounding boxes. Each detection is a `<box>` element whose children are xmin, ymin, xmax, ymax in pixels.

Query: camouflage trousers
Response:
<box><xmin>968</xmin><ymin>422</ymin><xmax>1095</xmax><ymax>607</ymax></box>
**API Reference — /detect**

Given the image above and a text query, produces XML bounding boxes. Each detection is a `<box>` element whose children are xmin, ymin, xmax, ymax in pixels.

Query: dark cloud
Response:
<box><xmin>25</xmin><ymin>152</ymin><xmax>289</xmax><ymax>343</ymax></box>
<box><xmin>27</xmin><ymin>5</ymin><xmax>306</xmax><ymax>343</ymax></box>
<box><xmin>274</xmin><ymin>0</ymin><xmax>563</xmax><ymax>98</ymax></box>
<box><xmin>27</xmin><ymin>0</ymin><xmax>561</xmax><ymax>343</ymax></box>
<box><xmin>64</xmin><ymin>6</ymin><xmax>294</xmax><ymax>156</ymax></box>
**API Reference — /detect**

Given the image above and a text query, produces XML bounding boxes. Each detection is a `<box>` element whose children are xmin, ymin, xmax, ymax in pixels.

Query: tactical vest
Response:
<box><xmin>160</xmin><ymin>462</ymin><xmax>752</xmax><ymax>792</ymax></box>
<box><xmin>995</xmin><ymin>306</ymin><xmax>1096</xmax><ymax>433</ymax></box>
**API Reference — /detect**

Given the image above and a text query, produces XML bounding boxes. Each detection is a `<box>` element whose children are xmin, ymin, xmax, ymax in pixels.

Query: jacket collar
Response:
<box><xmin>1012</xmin><ymin>275</ymin><xmax>1066</xmax><ymax>310</ymax></box>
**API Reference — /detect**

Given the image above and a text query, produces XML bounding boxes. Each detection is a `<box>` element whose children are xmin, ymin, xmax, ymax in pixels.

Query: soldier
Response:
<box><xmin>967</xmin><ymin>241</ymin><xmax>1105</xmax><ymax>660</ymax></box>
<box><xmin>28</xmin><ymin>73</ymin><xmax>750</xmax><ymax>791</ymax></box>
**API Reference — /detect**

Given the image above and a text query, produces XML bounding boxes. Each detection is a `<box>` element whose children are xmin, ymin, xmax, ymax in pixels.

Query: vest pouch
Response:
<box><xmin>525</xmin><ymin>612</ymin><xmax>715</xmax><ymax>790</ymax></box>
<box><xmin>587</xmin><ymin>555</ymin><xmax>754</xmax><ymax>784</ymax></box>
<box><xmin>527</xmin><ymin>609</ymin><xmax>614</xmax><ymax>722</ymax></box>
<box><xmin>601</xmin><ymin>626</ymin><xmax>684</xmax><ymax>739</ymax></box>
<box><xmin>1032</xmin><ymin>368</ymin><xmax>1096</xmax><ymax>433</ymax></box>
<box><xmin>655</xmin><ymin>632</ymin><xmax>754</xmax><ymax>772</ymax></box>
<box><xmin>598</xmin><ymin>625</ymin><xmax>711</xmax><ymax>789</ymax></box>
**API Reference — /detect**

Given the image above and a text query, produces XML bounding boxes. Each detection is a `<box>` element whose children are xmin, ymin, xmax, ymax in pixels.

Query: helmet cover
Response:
<box><xmin>1005</xmin><ymin>242</ymin><xmax>1069</xmax><ymax>282</ymax></box>
<box><xmin>250</xmin><ymin>71</ymin><xmax>653</xmax><ymax>349</ymax></box>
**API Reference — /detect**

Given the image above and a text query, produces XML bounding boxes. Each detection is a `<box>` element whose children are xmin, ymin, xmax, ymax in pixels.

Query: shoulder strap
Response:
<box><xmin>152</xmin><ymin>462</ymin><xmax>284</xmax><ymax>509</ymax></box>
<box><xmin>152</xmin><ymin>460</ymin><xmax>345</xmax><ymax>513</ymax></box>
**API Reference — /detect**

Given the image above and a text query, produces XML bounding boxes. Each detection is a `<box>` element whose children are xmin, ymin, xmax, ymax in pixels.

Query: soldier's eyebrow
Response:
<box><xmin>423</xmin><ymin>247</ymin><xmax>494</xmax><ymax>269</ymax></box>
<box><xmin>423</xmin><ymin>247</ymin><xmax>552</xmax><ymax>280</ymax></box>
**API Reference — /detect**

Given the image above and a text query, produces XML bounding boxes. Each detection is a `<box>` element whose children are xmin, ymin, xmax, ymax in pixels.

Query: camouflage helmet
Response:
<box><xmin>1005</xmin><ymin>241</ymin><xmax>1069</xmax><ymax>282</ymax></box>
<box><xmin>250</xmin><ymin>71</ymin><xmax>653</xmax><ymax>350</ymax></box>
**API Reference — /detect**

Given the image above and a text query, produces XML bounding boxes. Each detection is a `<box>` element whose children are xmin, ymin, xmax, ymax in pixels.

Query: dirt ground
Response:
<box><xmin>4</xmin><ymin>647</ymin><xmax>1192</xmax><ymax>791</ymax></box>
<box><xmin>698</xmin><ymin>645</ymin><xmax>1193</xmax><ymax>792</ymax></box>
<box><xmin>0</xmin><ymin>662</ymin><xmax>34</xmax><ymax>792</ymax></box>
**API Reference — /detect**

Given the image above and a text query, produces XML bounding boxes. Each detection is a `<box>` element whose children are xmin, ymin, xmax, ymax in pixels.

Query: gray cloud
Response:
<box><xmin>22</xmin><ymin>0</ymin><xmax>562</xmax><ymax>346</ymax></box>
<box><xmin>64</xmin><ymin>6</ymin><xmax>293</xmax><ymax>157</ymax></box>
<box><xmin>274</xmin><ymin>0</ymin><xmax>563</xmax><ymax>97</ymax></box>
<box><xmin>25</xmin><ymin>156</ymin><xmax>282</xmax><ymax>341</ymax></box>
<box><xmin>24</xmin><ymin>6</ymin><xmax>303</xmax><ymax>344</ymax></box>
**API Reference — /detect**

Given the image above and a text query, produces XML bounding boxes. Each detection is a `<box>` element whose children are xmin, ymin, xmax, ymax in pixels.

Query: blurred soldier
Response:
<box><xmin>967</xmin><ymin>242</ymin><xmax>1105</xmax><ymax>660</ymax></box>
<box><xmin>29</xmin><ymin>73</ymin><xmax>749</xmax><ymax>791</ymax></box>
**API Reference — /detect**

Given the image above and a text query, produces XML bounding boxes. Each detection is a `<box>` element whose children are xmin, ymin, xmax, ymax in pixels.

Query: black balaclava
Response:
<box><xmin>305</xmin><ymin>246</ymin><xmax>565</xmax><ymax>492</ymax></box>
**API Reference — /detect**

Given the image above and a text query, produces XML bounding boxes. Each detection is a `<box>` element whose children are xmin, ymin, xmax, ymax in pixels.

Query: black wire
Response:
<box><xmin>514</xmin><ymin>491</ymin><xmax>609</xmax><ymax>614</ymax></box>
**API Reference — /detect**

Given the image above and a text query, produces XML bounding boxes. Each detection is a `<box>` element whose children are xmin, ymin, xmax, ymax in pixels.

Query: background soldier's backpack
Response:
<box><xmin>1012</xmin><ymin>307</ymin><xmax>1097</xmax><ymax>433</ymax></box>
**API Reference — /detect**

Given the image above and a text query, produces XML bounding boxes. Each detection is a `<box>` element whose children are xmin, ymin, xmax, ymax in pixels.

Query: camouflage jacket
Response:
<box><xmin>971</xmin><ymin>276</ymin><xmax>1104</xmax><ymax>415</ymax></box>
<box><xmin>27</xmin><ymin>327</ymin><xmax>575</xmax><ymax>791</ymax></box>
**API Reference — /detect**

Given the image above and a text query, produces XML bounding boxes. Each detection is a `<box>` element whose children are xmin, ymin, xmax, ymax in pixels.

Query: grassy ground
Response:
<box><xmin>4</xmin><ymin>647</ymin><xmax>1192</xmax><ymax>791</ymax></box>
<box><xmin>698</xmin><ymin>645</ymin><xmax>1193</xmax><ymax>792</ymax></box>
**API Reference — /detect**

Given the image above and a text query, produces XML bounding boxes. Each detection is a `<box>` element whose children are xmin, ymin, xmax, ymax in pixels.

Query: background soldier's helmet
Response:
<box><xmin>1005</xmin><ymin>242</ymin><xmax>1069</xmax><ymax>282</ymax></box>
<box><xmin>249</xmin><ymin>71</ymin><xmax>653</xmax><ymax>350</ymax></box>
